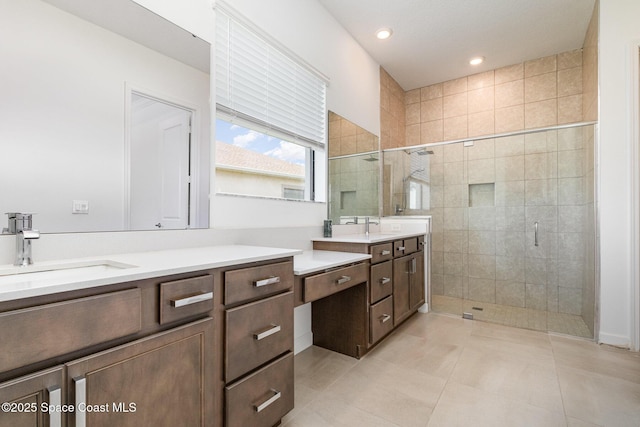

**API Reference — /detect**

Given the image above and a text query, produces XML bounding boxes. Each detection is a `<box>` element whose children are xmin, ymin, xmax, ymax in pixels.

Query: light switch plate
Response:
<box><xmin>72</xmin><ymin>200</ymin><xmax>89</xmax><ymax>214</ymax></box>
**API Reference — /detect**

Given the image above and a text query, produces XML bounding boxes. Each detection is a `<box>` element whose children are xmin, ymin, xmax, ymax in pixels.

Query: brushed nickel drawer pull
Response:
<box><xmin>254</xmin><ymin>276</ymin><xmax>281</xmax><ymax>287</ymax></box>
<box><xmin>170</xmin><ymin>291</ymin><xmax>213</xmax><ymax>308</ymax></box>
<box><xmin>253</xmin><ymin>324</ymin><xmax>281</xmax><ymax>340</ymax></box>
<box><xmin>380</xmin><ymin>277</ymin><xmax>391</xmax><ymax>285</ymax></box>
<box><xmin>48</xmin><ymin>386</ymin><xmax>62</xmax><ymax>427</ymax></box>
<box><xmin>74</xmin><ymin>376</ymin><xmax>86</xmax><ymax>427</ymax></box>
<box><xmin>255</xmin><ymin>389</ymin><xmax>281</xmax><ymax>413</ymax></box>
<box><xmin>336</xmin><ymin>275</ymin><xmax>351</xmax><ymax>285</ymax></box>
<box><xmin>380</xmin><ymin>314</ymin><xmax>392</xmax><ymax>323</ymax></box>
<box><xmin>397</xmin><ymin>246</ymin><xmax>406</xmax><ymax>251</ymax></box>
<box><xmin>381</xmin><ymin>250</ymin><xmax>391</xmax><ymax>256</ymax></box>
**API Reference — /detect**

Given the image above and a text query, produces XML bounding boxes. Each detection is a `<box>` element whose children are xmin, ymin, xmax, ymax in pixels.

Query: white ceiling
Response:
<box><xmin>318</xmin><ymin>0</ymin><xmax>596</xmax><ymax>91</ymax></box>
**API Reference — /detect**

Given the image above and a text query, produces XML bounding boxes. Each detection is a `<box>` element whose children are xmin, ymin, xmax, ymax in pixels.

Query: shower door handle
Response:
<box><xmin>534</xmin><ymin>222</ymin><xmax>539</xmax><ymax>247</ymax></box>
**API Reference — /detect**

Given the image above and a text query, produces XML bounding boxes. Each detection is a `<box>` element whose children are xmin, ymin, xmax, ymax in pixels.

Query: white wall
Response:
<box><xmin>598</xmin><ymin>0</ymin><xmax>640</xmax><ymax>347</ymax></box>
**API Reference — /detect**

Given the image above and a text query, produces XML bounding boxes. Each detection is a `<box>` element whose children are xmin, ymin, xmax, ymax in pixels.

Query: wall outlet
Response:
<box><xmin>72</xmin><ymin>200</ymin><xmax>89</xmax><ymax>214</ymax></box>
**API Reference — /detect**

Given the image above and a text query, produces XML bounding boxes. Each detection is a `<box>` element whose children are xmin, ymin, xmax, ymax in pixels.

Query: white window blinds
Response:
<box><xmin>215</xmin><ymin>6</ymin><xmax>327</xmax><ymax>148</ymax></box>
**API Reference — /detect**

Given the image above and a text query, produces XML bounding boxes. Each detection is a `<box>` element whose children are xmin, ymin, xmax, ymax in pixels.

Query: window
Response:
<box><xmin>214</xmin><ymin>3</ymin><xmax>327</xmax><ymax>201</ymax></box>
<box><xmin>215</xmin><ymin>119</ymin><xmax>315</xmax><ymax>200</ymax></box>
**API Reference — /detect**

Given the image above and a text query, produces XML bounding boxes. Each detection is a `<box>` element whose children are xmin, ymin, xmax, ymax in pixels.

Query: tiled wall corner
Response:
<box><xmin>380</xmin><ymin>67</ymin><xmax>406</xmax><ymax>150</ymax></box>
<box><xmin>582</xmin><ymin>0</ymin><xmax>599</xmax><ymax>122</ymax></box>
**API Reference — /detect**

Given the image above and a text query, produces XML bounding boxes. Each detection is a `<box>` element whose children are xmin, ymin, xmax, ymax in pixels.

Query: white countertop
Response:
<box><xmin>0</xmin><ymin>245</ymin><xmax>301</xmax><ymax>302</ymax></box>
<box><xmin>312</xmin><ymin>231</ymin><xmax>425</xmax><ymax>244</ymax></box>
<box><xmin>293</xmin><ymin>250</ymin><xmax>371</xmax><ymax>276</ymax></box>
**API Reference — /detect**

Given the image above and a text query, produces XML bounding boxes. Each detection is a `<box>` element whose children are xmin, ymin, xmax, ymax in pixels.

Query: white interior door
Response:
<box><xmin>130</xmin><ymin>94</ymin><xmax>191</xmax><ymax>230</ymax></box>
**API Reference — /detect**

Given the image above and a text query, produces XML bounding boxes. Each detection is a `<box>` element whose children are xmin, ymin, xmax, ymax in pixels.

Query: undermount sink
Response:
<box><xmin>0</xmin><ymin>260</ymin><xmax>137</xmax><ymax>283</ymax></box>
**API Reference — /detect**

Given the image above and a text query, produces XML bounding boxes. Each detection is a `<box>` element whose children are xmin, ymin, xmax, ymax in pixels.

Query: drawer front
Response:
<box><xmin>159</xmin><ymin>275</ymin><xmax>214</xmax><ymax>325</ymax></box>
<box><xmin>225</xmin><ymin>261</ymin><xmax>293</xmax><ymax>305</ymax></box>
<box><xmin>370</xmin><ymin>260</ymin><xmax>393</xmax><ymax>304</ymax></box>
<box><xmin>303</xmin><ymin>263</ymin><xmax>368</xmax><ymax>303</ymax></box>
<box><xmin>225</xmin><ymin>352</ymin><xmax>294</xmax><ymax>427</ymax></box>
<box><xmin>394</xmin><ymin>237</ymin><xmax>418</xmax><ymax>256</ymax></box>
<box><xmin>370</xmin><ymin>296</ymin><xmax>394</xmax><ymax>345</ymax></box>
<box><xmin>225</xmin><ymin>292</ymin><xmax>293</xmax><ymax>382</ymax></box>
<box><xmin>370</xmin><ymin>242</ymin><xmax>393</xmax><ymax>264</ymax></box>
<box><xmin>0</xmin><ymin>289</ymin><xmax>141</xmax><ymax>373</ymax></box>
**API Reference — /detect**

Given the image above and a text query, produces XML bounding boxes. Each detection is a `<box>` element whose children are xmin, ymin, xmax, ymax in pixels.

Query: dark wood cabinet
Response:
<box><xmin>312</xmin><ymin>234</ymin><xmax>426</xmax><ymax>355</ymax></box>
<box><xmin>0</xmin><ymin>366</ymin><xmax>64</xmax><ymax>427</ymax></box>
<box><xmin>225</xmin><ymin>353</ymin><xmax>294</xmax><ymax>427</ymax></box>
<box><xmin>223</xmin><ymin>263</ymin><xmax>294</xmax><ymax>426</ymax></box>
<box><xmin>0</xmin><ymin>255</ymin><xmax>297</xmax><ymax>427</ymax></box>
<box><xmin>66</xmin><ymin>319</ymin><xmax>213</xmax><ymax>427</ymax></box>
<box><xmin>393</xmin><ymin>252</ymin><xmax>425</xmax><ymax>325</ymax></box>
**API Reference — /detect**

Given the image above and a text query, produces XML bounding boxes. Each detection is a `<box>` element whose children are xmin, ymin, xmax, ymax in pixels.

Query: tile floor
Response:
<box><xmin>432</xmin><ymin>295</ymin><xmax>593</xmax><ymax>338</ymax></box>
<box><xmin>283</xmin><ymin>312</ymin><xmax>640</xmax><ymax>427</ymax></box>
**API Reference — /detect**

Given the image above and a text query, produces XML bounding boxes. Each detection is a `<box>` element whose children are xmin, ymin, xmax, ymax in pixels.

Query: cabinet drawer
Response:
<box><xmin>0</xmin><ymin>288</ymin><xmax>141</xmax><ymax>373</ymax></box>
<box><xmin>225</xmin><ymin>261</ymin><xmax>293</xmax><ymax>305</ymax></box>
<box><xmin>370</xmin><ymin>242</ymin><xmax>393</xmax><ymax>264</ymax></box>
<box><xmin>370</xmin><ymin>260</ymin><xmax>393</xmax><ymax>304</ymax></box>
<box><xmin>370</xmin><ymin>296</ymin><xmax>394</xmax><ymax>345</ymax></box>
<box><xmin>394</xmin><ymin>237</ymin><xmax>418</xmax><ymax>256</ymax></box>
<box><xmin>225</xmin><ymin>292</ymin><xmax>293</xmax><ymax>382</ymax></box>
<box><xmin>159</xmin><ymin>275</ymin><xmax>213</xmax><ymax>325</ymax></box>
<box><xmin>226</xmin><ymin>352</ymin><xmax>294</xmax><ymax>427</ymax></box>
<box><xmin>303</xmin><ymin>263</ymin><xmax>368</xmax><ymax>303</ymax></box>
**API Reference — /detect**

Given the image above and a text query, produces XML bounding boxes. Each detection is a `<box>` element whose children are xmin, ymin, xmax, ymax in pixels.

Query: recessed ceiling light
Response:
<box><xmin>376</xmin><ymin>28</ymin><xmax>393</xmax><ymax>40</ymax></box>
<box><xmin>469</xmin><ymin>56</ymin><xmax>485</xmax><ymax>66</ymax></box>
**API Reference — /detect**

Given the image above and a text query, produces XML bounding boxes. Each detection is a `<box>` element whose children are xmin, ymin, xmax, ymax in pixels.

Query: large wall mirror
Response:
<box><xmin>0</xmin><ymin>0</ymin><xmax>211</xmax><ymax>233</ymax></box>
<box><xmin>327</xmin><ymin>111</ymin><xmax>380</xmax><ymax>224</ymax></box>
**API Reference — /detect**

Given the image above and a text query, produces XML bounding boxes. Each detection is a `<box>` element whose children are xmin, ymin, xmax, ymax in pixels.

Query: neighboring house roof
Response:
<box><xmin>216</xmin><ymin>141</ymin><xmax>304</xmax><ymax>177</ymax></box>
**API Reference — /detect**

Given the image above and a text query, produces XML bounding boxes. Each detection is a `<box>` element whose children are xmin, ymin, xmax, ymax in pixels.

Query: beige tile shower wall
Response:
<box><xmin>380</xmin><ymin>67</ymin><xmax>406</xmax><ymax>150</ymax></box>
<box><xmin>405</xmin><ymin>49</ymin><xmax>585</xmax><ymax>146</ymax></box>
<box><xmin>582</xmin><ymin>1</ymin><xmax>599</xmax><ymax>122</ymax></box>
<box><xmin>328</xmin><ymin>111</ymin><xmax>378</xmax><ymax>157</ymax></box>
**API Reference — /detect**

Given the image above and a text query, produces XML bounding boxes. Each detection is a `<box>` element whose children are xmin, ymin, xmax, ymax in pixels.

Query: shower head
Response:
<box><xmin>404</xmin><ymin>147</ymin><xmax>434</xmax><ymax>155</ymax></box>
<box><xmin>363</xmin><ymin>154</ymin><xmax>379</xmax><ymax>162</ymax></box>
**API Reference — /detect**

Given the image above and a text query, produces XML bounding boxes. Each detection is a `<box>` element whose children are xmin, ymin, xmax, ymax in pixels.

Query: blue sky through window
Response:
<box><xmin>216</xmin><ymin>119</ymin><xmax>305</xmax><ymax>165</ymax></box>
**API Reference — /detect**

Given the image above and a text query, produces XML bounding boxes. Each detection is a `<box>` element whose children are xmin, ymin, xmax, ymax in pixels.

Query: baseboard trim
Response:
<box><xmin>598</xmin><ymin>332</ymin><xmax>631</xmax><ymax>349</ymax></box>
<box><xmin>294</xmin><ymin>331</ymin><xmax>313</xmax><ymax>355</ymax></box>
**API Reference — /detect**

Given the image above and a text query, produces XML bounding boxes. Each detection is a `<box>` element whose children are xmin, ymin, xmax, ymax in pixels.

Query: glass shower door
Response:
<box><xmin>384</xmin><ymin>124</ymin><xmax>596</xmax><ymax>338</ymax></box>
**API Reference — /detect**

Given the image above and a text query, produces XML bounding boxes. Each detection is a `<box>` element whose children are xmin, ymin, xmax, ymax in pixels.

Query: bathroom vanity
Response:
<box><xmin>302</xmin><ymin>232</ymin><xmax>426</xmax><ymax>358</ymax></box>
<box><xmin>0</xmin><ymin>245</ymin><xmax>299</xmax><ymax>427</ymax></box>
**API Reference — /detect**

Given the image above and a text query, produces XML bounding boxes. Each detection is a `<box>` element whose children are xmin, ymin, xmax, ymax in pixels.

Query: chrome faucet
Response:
<box><xmin>5</xmin><ymin>213</ymin><xmax>40</xmax><ymax>266</ymax></box>
<box><xmin>364</xmin><ymin>217</ymin><xmax>379</xmax><ymax>237</ymax></box>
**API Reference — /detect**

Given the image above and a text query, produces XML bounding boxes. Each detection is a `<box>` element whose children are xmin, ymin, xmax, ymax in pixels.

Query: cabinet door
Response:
<box><xmin>393</xmin><ymin>253</ymin><xmax>424</xmax><ymax>325</ymax></box>
<box><xmin>410</xmin><ymin>253</ymin><xmax>425</xmax><ymax>311</ymax></box>
<box><xmin>66</xmin><ymin>318</ymin><xmax>213</xmax><ymax>427</ymax></box>
<box><xmin>393</xmin><ymin>255</ymin><xmax>411</xmax><ymax>325</ymax></box>
<box><xmin>0</xmin><ymin>366</ymin><xmax>64</xmax><ymax>427</ymax></box>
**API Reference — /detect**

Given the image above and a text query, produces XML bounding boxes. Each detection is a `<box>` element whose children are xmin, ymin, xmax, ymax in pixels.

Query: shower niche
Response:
<box><xmin>383</xmin><ymin>125</ymin><xmax>597</xmax><ymax>339</ymax></box>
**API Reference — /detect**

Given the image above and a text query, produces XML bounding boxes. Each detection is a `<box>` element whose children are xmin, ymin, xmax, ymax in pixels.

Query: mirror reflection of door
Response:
<box><xmin>130</xmin><ymin>93</ymin><xmax>191</xmax><ymax>230</ymax></box>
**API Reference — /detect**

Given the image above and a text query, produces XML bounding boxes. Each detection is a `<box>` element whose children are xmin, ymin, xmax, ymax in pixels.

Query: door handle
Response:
<box><xmin>336</xmin><ymin>275</ymin><xmax>351</xmax><ymax>285</ymax></box>
<box><xmin>534</xmin><ymin>221</ymin><xmax>539</xmax><ymax>247</ymax></box>
<box><xmin>74</xmin><ymin>376</ymin><xmax>86</xmax><ymax>427</ymax></box>
<box><xmin>255</xmin><ymin>389</ymin><xmax>281</xmax><ymax>413</ymax></box>
<box><xmin>48</xmin><ymin>386</ymin><xmax>62</xmax><ymax>427</ymax></box>
<box><xmin>253</xmin><ymin>324</ymin><xmax>281</xmax><ymax>340</ymax></box>
<box><xmin>254</xmin><ymin>276</ymin><xmax>280</xmax><ymax>287</ymax></box>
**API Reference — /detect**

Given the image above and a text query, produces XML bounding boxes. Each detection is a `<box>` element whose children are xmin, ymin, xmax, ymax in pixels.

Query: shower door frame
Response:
<box><xmin>383</xmin><ymin>122</ymin><xmax>599</xmax><ymax>338</ymax></box>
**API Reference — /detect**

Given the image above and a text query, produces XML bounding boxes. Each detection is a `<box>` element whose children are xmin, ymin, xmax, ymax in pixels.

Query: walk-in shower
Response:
<box><xmin>383</xmin><ymin>123</ymin><xmax>597</xmax><ymax>339</ymax></box>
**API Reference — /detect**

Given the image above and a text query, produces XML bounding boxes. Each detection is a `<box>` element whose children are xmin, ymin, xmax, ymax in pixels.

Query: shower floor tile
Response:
<box><xmin>432</xmin><ymin>295</ymin><xmax>593</xmax><ymax>338</ymax></box>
